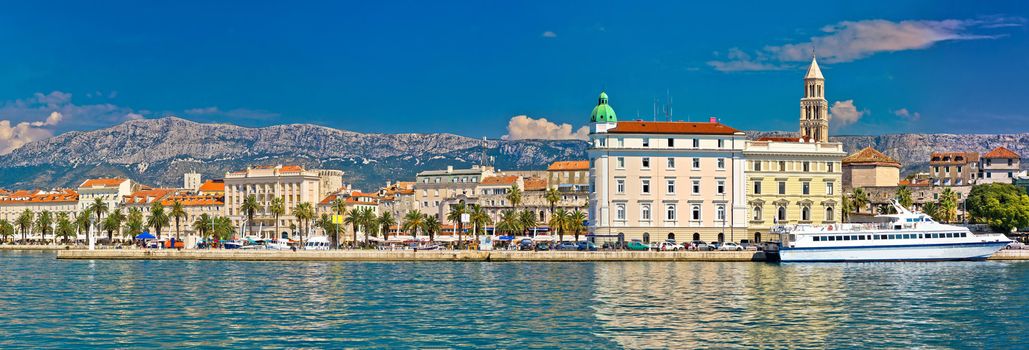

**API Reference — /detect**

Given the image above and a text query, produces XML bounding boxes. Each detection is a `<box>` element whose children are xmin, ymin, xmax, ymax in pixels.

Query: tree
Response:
<box><xmin>519</xmin><ymin>210</ymin><xmax>538</xmax><ymax>236</ymax></box>
<box><xmin>106</xmin><ymin>208</ymin><xmax>125</xmax><ymax>243</ymax></box>
<box><xmin>35</xmin><ymin>210</ymin><xmax>53</xmax><ymax>245</ymax></box>
<box><xmin>146</xmin><ymin>202</ymin><xmax>170</xmax><ymax>240</ymax></box>
<box><xmin>402</xmin><ymin>211</ymin><xmax>424</xmax><ymax>239</ymax></box>
<box><xmin>921</xmin><ymin>202</ymin><xmax>943</xmax><ymax>222</ymax></box>
<box><xmin>102</xmin><ymin>214</ymin><xmax>121</xmax><ymax>244</ymax></box>
<box><xmin>423</xmin><ymin>214</ymin><xmax>441</xmax><ymax>242</ymax></box>
<box><xmin>496</xmin><ymin>209</ymin><xmax>522</xmax><ymax>235</ymax></box>
<box><xmin>16</xmin><ymin>209</ymin><xmax>33</xmax><ymax>244</ymax></box>
<box><xmin>344</xmin><ymin>207</ymin><xmax>362</xmax><ymax>246</ymax></box>
<box><xmin>211</xmin><ymin>216</ymin><xmax>235</xmax><ymax>241</ymax></box>
<box><xmin>293</xmin><ymin>202</ymin><xmax>315</xmax><ymax>246</ymax></box>
<box><xmin>87</xmin><ymin>197</ymin><xmax>110</xmax><ymax>245</ymax></box>
<box><xmin>966</xmin><ymin>183</ymin><xmax>1029</xmax><ymax>232</ymax></box>
<box><xmin>75</xmin><ymin>209</ymin><xmax>91</xmax><ymax>243</ymax></box>
<box><xmin>56</xmin><ymin>213</ymin><xmax>75</xmax><ymax>245</ymax></box>
<box><xmin>506</xmin><ymin>184</ymin><xmax>522</xmax><ymax>209</ymax></box>
<box><xmin>0</xmin><ymin>219</ymin><xmax>14</xmax><ymax>244</ymax></box>
<box><xmin>240</xmin><ymin>194</ymin><xmax>261</xmax><ymax>238</ymax></box>
<box><xmin>192</xmin><ymin>213</ymin><xmax>212</xmax><ymax>240</ymax></box>
<box><xmin>569</xmin><ymin>210</ymin><xmax>587</xmax><ymax>242</ymax></box>
<box><xmin>896</xmin><ymin>186</ymin><xmax>914</xmax><ymax>208</ymax></box>
<box><xmin>269</xmin><ymin>197</ymin><xmax>286</xmax><ymax>241</ymax></box>
<box><xmin>170</xmin><ymin>201</ymin><xmax>187</xmax><ymax>241</ymax></box>
<box><xmin>841</xmin><ymin>194</ymin><xmax>855</xmax><ymax>222</ymax></box>
<box><xmin>469</xmin><ymin>204</ymin><xmax>491</xmax><ymax>239</ymax></box>
<box><xmin>331</xmin><ymin>197</ymin><xmax>347</xmax><ymax>248</ymax></box>
<box><xmin>938</xmin><ymin>188</ymin><xmax>960</xmax><ymax>223</ymax></box>
<box><xmin>545</xmin><ymin>187</ymin><xmax>561</xmax><ymax>220</ymax></box>
<box><xmin>359</xmin><ymin>207</ymin><xmax>376</xmax><ymax>245</ymax></box>
<box><xmin>446</xmin><ymin>202</ymin><xmax>467</xmax><ymax>246</ymax></box>
<box><xmin>315</xmin><ymin>213</ymin><xmax>335</xmax><ymax>237</ymax></box>
<box><xmin>125</xmin><ymin>208</ymin><xmax>145</xmax><ymax>238</ymax></box>
<box><xmin>549</xmin><ymin>208</ymin><xmax>568</xmax><ymax>242</ymax></box>
<box><xmin>378</xmin><ymin>212</ymin><xmax>396</xmax><ymax>241</ymax></box>
<box><xmin>851</xmin><ymin>188</ymin><xmax>869</xmax><ymax>214</ymax></box>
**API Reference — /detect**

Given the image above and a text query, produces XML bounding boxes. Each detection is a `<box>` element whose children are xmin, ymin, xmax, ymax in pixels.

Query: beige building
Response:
<box><xmin>979</xmin><ymin>147</ymin><xmax>1020</xmax><ymax>184</ymax></box>
<box><xmin>77</xmin><ymin>178</ymin><xmax>136</xmax><ymax>214</ymax></box>
<box><xmin>547</xmin><ymin>160</ymin><xmax>590</xmax><ymax>193</ymax></box>
<box><xmin>842</xmin><ymin>147</ymin><xmax>901</xmax><ymax>190</ymax></box>
<box><xmin>223</xmin><ymin>165</ymin><xmax>336</xmax><ymax>238</ymax></box>
<box><xmin>317</xmin><ymin>190</ymin><xmax>379</xmax><ymax>241</ymax></box>
<box><xmin>413</xmin><ymin>165</ymin><xmax>494</xmax><ymax>220</ymax></box>
<box><xmin>929</xmin><ymin>152</ymin><xmax>979</xmax><ymax>186</ymax></box>
<box><xmin>588</xmin><ymin>91</ymin><xmax>748</xmax><ymax>244</ymax></box>
<box><xmin>377</xmin><ymin>181</ymin><xmax>416</xmax><ymax>224</ymax></box>
<box><xmin>0</xmin><ymin>189</ymin><xmax>80</xmax><ymax>240</ymax></box>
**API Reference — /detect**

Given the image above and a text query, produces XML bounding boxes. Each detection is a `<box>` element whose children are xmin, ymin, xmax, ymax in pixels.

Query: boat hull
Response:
<box><xmin>779</xmin><ymin>241</ymin><xmax>1009</xmax><ymax>262</ymax></box>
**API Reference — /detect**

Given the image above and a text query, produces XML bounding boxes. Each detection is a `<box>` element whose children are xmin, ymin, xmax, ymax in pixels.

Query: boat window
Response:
<box><xmin>858</xmin><ymin>235</ymin><xmax>865</xmax><ymax>240</ymax></box>
<box><xmin>961</xmin><ymin>232</ymin><xmax>967</xmax><ymax>237</ymax></box>
<box><xmin>829</xmin><ymin>236</ymin><xmax>836</xmax><ymax>241</ymax></box>
<box><xmin>813</xmin><ymin>236</ymin><xmax>820</xmax><ymax>242</ymax></box>
<box><xmin>888</xmin><ymin>234</ymin><xmax>895</xmax><ymax>239</ymax></box>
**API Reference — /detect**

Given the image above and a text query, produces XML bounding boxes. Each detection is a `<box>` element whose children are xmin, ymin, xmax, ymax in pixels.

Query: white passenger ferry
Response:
<box><xmin>779</xmin><ymin>201</ymin><xmax>1010</xmax><ymax>262</ymax></box>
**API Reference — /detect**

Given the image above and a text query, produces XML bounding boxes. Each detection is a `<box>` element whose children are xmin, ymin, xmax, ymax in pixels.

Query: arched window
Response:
<box><xmin>777</xmin><ymin>206</ymin><xmax>787</xmax><ymax>221</ymax></box>
<box><xmin>667</xmin><ymin>232</ymin><xmax>675</xmax><ymax>241</ymax></box>
<box><xmin>717</xmin><ymin>232</ymin><xmax>725</xmax><ymax>243</ymax></box>
<box><xmin>754</xmin><ymin>232</ymin><xmax>762</xmax><ymax>243</ymax></box>
<box><xmin>643</xmin><ymin>232</ymin><xmax>650</xmax><ymax>244</ymax></box>
<box><xmin>539</xmin><ymin>210</ymin><xmax>545</xmax><ymax>222</ymax></box>
<box><xmin>826</xmin><ymin>207</ymin><xmax>834</xmax><ymax>222</ymax></box>
<box><xmin>802</xmin><ymin>207</ymin><xmax>811</xmax><ymax>221</ymax></box>
<box><xmin>693</xmin><ymin>232</ymin><xmax>700</xmax><ymax>241</ymax></box>
<box><xmin>753</xmin><ymin>206</ymin><xmax>762</xmax><ymax>221</ymax></box>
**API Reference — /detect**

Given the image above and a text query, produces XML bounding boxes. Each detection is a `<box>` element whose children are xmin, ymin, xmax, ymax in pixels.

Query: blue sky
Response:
<box><xmin>0</xmin><ymin>0</ymin><xmax>1027</xmax><ymax>151</ymax></box>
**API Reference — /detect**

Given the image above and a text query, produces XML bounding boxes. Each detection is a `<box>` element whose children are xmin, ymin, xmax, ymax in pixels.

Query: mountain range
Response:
<box><xmin>0</xmin><ymin>117</ymin><xmax>1025</xmax><ymax>191</ymax></box>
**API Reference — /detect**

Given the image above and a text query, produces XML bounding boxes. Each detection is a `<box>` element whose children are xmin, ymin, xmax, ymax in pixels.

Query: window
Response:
<box><xmin>803</xmin><ymin>162</ymin><xmax>810</xmax><ymax>172</ymax></box>
<box><xmin>717</xmin><ymin>205</ymin><xmax>725</xmax><ymax>221</ymax></box>
<box><xmin>754</xmin><ymin>181</ymin><xmax>762</xmax><ymax>194</ymax></box>
<box><xmin>692</xmin><ymin>180</ymin><xmax>701</xmax><ymax>194</ymax></box>
<box><xmin>641</xmin><ymin>204</ymin><xmax>651</xmax><ymax>221</ymax></box>
<box><xmin>826</xmin><ymin>182</ymin><xmax>834</xmax><ymax>195</ymax></box>
<box><xmin>666</xmin><ymin>179</ymin><xmax>676</xmax><ymax>194</ymax></box>
<box><xmin>753</xmin><ymin>206</ymin><xmax>762</xmax><ymax>221</ymax></box>
<box><xmin>717</xmin><ymin>180</ymin><xmax>725</xmax><ymax>194</ymax></box>
<box><xmin>642</xmin><ymin>157</ymin><xmax>650</xmax><ymax>169</ymax></box>
<box><xmin>616</xmin><ymin>204</ymin><xmax>626</xmax><ymax>221</ymax></box>
<box><xmin>617</xmin><ymin>138</ymin><xmax>624</xmax><ymax>147</ymax></box>
<box><xmin>617</xmin><ymin>157</ymin><xmax>625</xmax><ymax>169</ymax></box>
<box><xmin>599</xmin><ymin>138</ymin><xmax>606</xmax><ymax>147</ymax></box>
<box><xmin>1009</xmin><ymin>159</ymin><xmax>1014</xmax><ymax>166</ymax></box>
<box><xmin>667</xmin><ymin>138</ymin><xmax>674</xmax><ymax>147</ymax></box>
<box><xmin>987</xmin><ymin>172</ymin><xmax>992</xmax><ymax>178</ymax></box>
<box><xmin>801</xmin><ymin>207</ymin><xmax>811</xmax><ymax>221</ymax></box>
<box><xmin>828</xmin><ymin>162</ymin><xmax>834</xmax><ymax>172</ymax></box>
<box><xmin>778</xmin><ymin>181</ymin><xmax>786</xmax><ymax>195</ymax></box>
<box><xmin>802</xmin><ymin>182</ymin><xmax>810</xmax><ymax>195</ymax></box>
<box><xmin>777</xmin><ymin>206</ymin><xmax>786</xmax><ymax>221</ymax></box>
<box><xmin>692</xmin><ymin>138</ymin><xmax>699</xmax><ymax>148</ymax></box>
<box><xmin>643</xmin><ymin>138</ymin><xmax>650</xmax><ymax>147</ymax></box>
<box><xmin>667</xmin><ymin>204</ymin><xmax>677</xmax><ymax>220</ymax></box>
<box><xmin>692</xmin><ymin>158</ymin><xmax>701</xmax><ymax>169</ymax></box>
<box><xmin>642</xmin><ymin>179</ymin><xmax>651</xmax><ymax>194</ymax></box>
<box><xmin>717</xmin><ymin>158</ymin><xmax>725</xmax><ymax>169</ymax></box>
<box><xmin>691</xmin><ymin>205</ymin><xmax>701</xmax><ymax>221</ymax></box>
<box><xmin>779</xmin><ymin>161</ymin><xmax>787</xmax><ymax>171</ymax></box>
<box><xmin>667</xmin><ymin>158</ymin><xmax>675</xmax><ymax>169</ymax></box>
<box><xmin>643</xmin><ymin>232</ymin><xmax>650</xmax><ymax>244</ymax></box>
<box><xmin>616</xmin><ymin>179</ymin><xmax>625</xmax><ymax>193</ymax></box>
<box><xmin>826</xmin><ymin>207</ymin><xmax>835</xmax><ymax>222</ymax></box>
<box><xmin>957</xmin><ymin>166</ymin><xmax>963</xmax><ymax>173</ymax></box>
<box><xmin>718</xmin><ymin>139</ymin><xmax>724</xmax><ymax>148</ymax></box>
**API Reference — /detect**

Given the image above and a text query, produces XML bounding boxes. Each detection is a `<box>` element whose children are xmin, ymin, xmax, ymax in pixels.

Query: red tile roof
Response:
<box><xmin>843</xmin><ymin>147</ymin><xmax>901</xmax><ymax>167</ymax></box>
<box><xmin>524</xmin><ymin>177</ymin><xmax>548</xmax><ymax>191</ymax></box>
<box><xmin>80</xmin><ymin>178</ymin><xmax>127</xmax><ymax>188</ymax></box>
<box><xmin>0</xmin><ymin>191</ymin><xmax>79</xmax><ymax>204</ymax></box>
<box><xmin>930</xmin><ymin>152</ymin><xmax>979</xmax><ymax>165</ymax></box>
<box><xmin>480</xmin><ymin>175</ymin><xmax>520</xmax><ymax>186</ymax></box>
<box><xmin>198</xmin><ymin>180</ymin><xmax>225</xmax><ymax>192</ymax></box>
<box><xmin>547</xmin><ymin>160</ymin><xmax>589</xmax><ymax>171</ymax></box>
<box><xmin>983</xmin><ymin>146</ymin><xmax>1019</xmax><ymax>159</ymax></box>
<box><xmin>160</xmin><ymin>194</ymin><xmax>224</xmax><ymax>206</ymax></box>
<box><xmin>607</xmin><ymin>121</ymin><xmax>740</xmax><ymax>135</ymax></box>
<box><xmin>124</xmin><ymin>188</ymin><xmax>175</xmax><ymax>205</ymax></box>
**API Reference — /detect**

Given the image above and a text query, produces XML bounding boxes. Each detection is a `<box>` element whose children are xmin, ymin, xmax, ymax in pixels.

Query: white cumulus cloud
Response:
<box><xmin>893</xmin><ymin>108</ymin><xmax>921</xmax><ymax>121</ymax></box>
<box><xmin>830</xmin><ymin>100</ymin><xmax>867</xmax><ymax>128</ymax></box>
<box><xmin>542</xmin><ymin>31</ymin><xmax>557</xmax><ymax>38</ymax></box>
<box><xmin>503</xmin><ymin>115</ymin><xmax>588</xmax><ymax>141</ymax></box>
<box><xmin>0</xmin><ymin>112</ymin><xmax>63</xmax><ymax>155</ymax></box>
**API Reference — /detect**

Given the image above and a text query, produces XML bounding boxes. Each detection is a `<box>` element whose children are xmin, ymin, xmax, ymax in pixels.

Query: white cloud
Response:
<box><xmin>0</xmin><ymin>112</ymin><xmax>62</xmax><ymax>155</ymax></box>
<box><xmin>542</xmin><ymin>31</ymin><xmax>557</xmax><ymax>38</ymax></box>
<box><xmin>503</xmin><ymin>115</ymin><xmax>588</xmax><ymax>141</ymax></box>
<box><xmin>893</xmin><ymin>108</ymin><xmax>921</xmax><ymax>121</ymax></box>
<box><xmin>0</xmin><ymin>91</ymin><xmax>146</xmax><ymax>154</ymax></box>
<box><xmin>830</xmin><ymin>100</ymin><xmax>866</xmax><ymax>128</ymax></box>
<box><xmin>709</xmin><ymin>17</ymin><xmax>1024</xmax><ymax>72</ymax></box>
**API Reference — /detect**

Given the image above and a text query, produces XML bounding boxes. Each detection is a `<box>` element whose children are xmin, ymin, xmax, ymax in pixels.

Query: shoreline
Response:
<box><xmin>53</xmin><ymin>249</ymin><xmax>767</xmax><ymax>262</ymax></box>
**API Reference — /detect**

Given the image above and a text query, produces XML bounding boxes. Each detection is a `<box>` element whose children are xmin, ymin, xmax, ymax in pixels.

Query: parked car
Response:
<box><xmin>718</xmin><ymin>242</ymin><xmax>743</xmax><ymax>251</ymax></box>
<box><xmin>518</xmin><ymin>239</ymin><xmax>534</xmax><ymax>251</ymax></box>
<box><xmin>708</xmin><ymin>241</ymin><xmax>723</xmax><ymax>250</ymax></box>
<box><xmin>554</xmin><ymin>242</ymin><xmax>579</xmax><ymax>250</ymax></box>
<box><xmin>535</xmin><ymin>242</ymin><xmax>551</xmax><ymax>251</ymax></box>
<box><xmin>627</xmin><ymin>240</ymin><xmax>651</xmax><ymax>251</ymax></box>
<box><xmin>1007</xmin><ymin>241</ymin><xmax>1028</xmax><ymax>250</ymax></box>
<box><xmin>690</xmin><ymin>240</ymin><xmax>710</xmax><ymax>251</ymax></box>
<box><xmin>659</xmin><ymin>241</ymin><xmax>684</xmax><ymax>251</ymax></box>
<box><xmin>577</xmin><ymin>241</ymin><xmax>598</xmax><ymax>251</ymax></box>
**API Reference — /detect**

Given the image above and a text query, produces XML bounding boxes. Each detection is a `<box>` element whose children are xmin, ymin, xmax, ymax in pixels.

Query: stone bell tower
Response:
<box><xmin>799</xmin><ymin>56</ymin><xmax>828</xmax><ymax>142</ymax></box>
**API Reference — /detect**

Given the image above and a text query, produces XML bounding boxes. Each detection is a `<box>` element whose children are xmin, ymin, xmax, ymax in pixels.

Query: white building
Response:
<box><xmin>77</xmin><ymin>178</ymin><xmax>135</xmax><ymax>214</ymax></box>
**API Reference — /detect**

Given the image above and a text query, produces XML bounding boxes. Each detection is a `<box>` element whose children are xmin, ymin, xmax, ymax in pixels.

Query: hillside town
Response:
<box><xmin>1</xmin><ymin>57</ymin><xmax>1026</xmax><ymax>249</ymax></box>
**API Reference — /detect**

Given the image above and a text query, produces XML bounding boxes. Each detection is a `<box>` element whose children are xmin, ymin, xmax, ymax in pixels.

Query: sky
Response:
<box><xmin>0</xmin><ymin>1</ymin><xmax>1027</xmax><ymax>153</ymax></box>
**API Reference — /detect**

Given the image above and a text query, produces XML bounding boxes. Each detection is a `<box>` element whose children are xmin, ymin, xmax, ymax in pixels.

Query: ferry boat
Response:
<box><xmin>778</xmin><ymin>201</ymin><xmax>1010</xmax><ymax>262</ymax></box>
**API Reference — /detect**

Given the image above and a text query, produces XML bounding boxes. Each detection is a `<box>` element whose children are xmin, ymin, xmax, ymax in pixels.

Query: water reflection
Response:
<box><xmin>0</xmin><ymin>251</ymin><xmax>1026</xmax><ymax>349</ymax></box>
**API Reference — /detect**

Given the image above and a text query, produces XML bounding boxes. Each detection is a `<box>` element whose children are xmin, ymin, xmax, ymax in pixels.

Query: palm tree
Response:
<box><xmin>240</xmin><ymin>194</ymin><xmax>261</xmax><ymax>238</ymax></box>
<box><xmin>939</xmin><ymin>188</ymin><xmax>959</xmax><ymax>223</ymax></box>
<box><xmin>331</xmin><ymin>197</ymin><xmax>347</xmax><ymax>248</ymax></box>
<box><xmin>378</xmin><ymin>212</ymin><xmax>396</xmax><ymax>241</ymax></box>
<box><xmin>402</xmin><ymin>211</ymin><xmax>424</xmax><ymax>239</ymax></box>
<box><xmin>35</xmin><ymin>210</ymin><xmax>53</xmax><ymax>245</ymax></box>
<box><xmin>446</xmin><ymin>202</ymin><xmax>468</xmax><ymax>246</ymax></box>
<box><xmin>102</xmin><ymin>214</ymin><xmax>120</xmax><ymax>244</ymax></box>
<box><xmin>841</xmin><ymin>195</ymin><xmax>855</xmax><ymax>222</ymax></box>
<box><xmin>896</xmin><ymin>185</ymin><xmax>914</xmax><ymax>208</ymax></box>
<box><xmin>469</xmin><ymin>204</ymin><xmax>491</xmax><ymax>239</ymax></box>
<box><xmin>170</xmin><ymin>201</ymin><xmax>187</xmax><ymax>241</ymax></box>
<box><xmin>344</xmin><ymin>207</ymin><xmax>362</xmax><ymax>246</ymax></box>
<box><xmin>87</xmin><ymin>197</ymin><xmax>110</xmax><ymax>245</ymax></box>
<box><xmin>315</xmin><ymin>214</ymin><xmax>334</xmax><ymax>236</ymax></box>
<box><xmin>519</xmin><ymin>209</ymin><xmax>538</xmax><ymax>236</ymax></box>
<box><xmin>269</xmin><ymin>197</ymin><xmax>285</xmax><ymax>241</ymax></box>
<box><xmin>192</xmin><ymin>213</ymin><xmax>212</xmax><ymax>240</ymax></box>
<box><xmin>56</xmin><ymin>213</ymin><xmax>75</xmax><ymax>245</ymax></box>
<box><xmin>76</xmin><ymin>211</ymin><xmax>91</xmax><ymax>243</ymax></box>
<box><xmin>292</xmin><ymin>202</ymin><xmax>314</xmax><ymax>246</ymax></box>
<box><xmin>125</xmin><ymin>208</ymin><xmax>145</xmax><ymax>238</ymax></box>
<box><xmin>211</xmin><ymin>216</ymin><xmax>235</xmax><ymax>241</ymax></box>
<box><xmin>569</xmin><ymin>210</ymin><xmax>587</xmax><ymax>242</ymax></box>
<box><xmin>106</xmin><ymin>208</ymin><xmax>125</xmax><ymax>243</ymax></box>
<box><xmin>549</xmin><ymin>208</ymin><xmax>568</xmax><ymax>242</ymax></box>
<box><xmin>423</xmin><ymin>214</ymin><xmax>441</xmax><ymax>242</ymax></box>
<box><xmin>0</xmin><ymin>219</ymin><xmax>14</xmax><ymax>244</ymax></box>
<box><xmin>359</xmin><ymin>208</ymin><xmax>376</xmax><ymax>245</ymax></box>
<box><xmin>851</xmin><ymin>188</ymin><xmax>869</xmax><ymax>214</ymax></box>
<box><xmin>16</xmin><ymin>209</ymin><xmax>33</xmax><ymax>244</ymax></box>
<box><xmin>147</xmin><ymin>202</ymin><xmax>170</xmax><ymax>240</ymax></box>
<box><xmin>496</xmin><ymin>210</ymin><xmax>521</xmax><ymax>235</ymax></box>
<box><xmin>506</xmin><ymin>184</ymin><xmax>522</xmax><ymax>209</ymax></box>
<box><xmin>545</xmin><ymin>187</ymin><xmax>561</xmax><ymax>220</ymax></box>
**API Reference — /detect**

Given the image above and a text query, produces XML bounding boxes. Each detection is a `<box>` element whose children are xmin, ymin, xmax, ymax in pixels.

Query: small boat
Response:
<box><xmin>304</xmin><ymin>236</ymin><xmax>331</xmax><ymax>250</ymax></box>
<box><xmin>222</xmin><ymin>240</ymin><xmax>244</xmax><ymax>249</ymax></box>
<box><xmin>266</xmin><ymin>239</ymin><xmax>291</xmax><ymax>250</ymax></box>
<box><xmin>778</xmin><ymin>201</ymin><xmax>1010</xmax><ymax>262</ymax></box>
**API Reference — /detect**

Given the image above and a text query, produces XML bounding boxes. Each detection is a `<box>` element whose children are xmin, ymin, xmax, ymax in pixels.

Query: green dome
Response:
<box><xmin>590</xmin><ymin>91</ymin><xmax>617</xmax><ymax>123</ymax></box>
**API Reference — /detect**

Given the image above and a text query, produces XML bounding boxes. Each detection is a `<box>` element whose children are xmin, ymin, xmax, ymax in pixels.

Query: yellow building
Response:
<box><xmin>744</xmin><ymin>138</ymin><xmax>845</xmax><ymax>242</ymax></box>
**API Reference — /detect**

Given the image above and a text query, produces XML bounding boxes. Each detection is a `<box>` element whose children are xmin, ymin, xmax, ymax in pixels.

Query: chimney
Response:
<box><xmin>709</xmin><ymin>116</ymin><xmax>717</xmax><ymax>123</ymax></box>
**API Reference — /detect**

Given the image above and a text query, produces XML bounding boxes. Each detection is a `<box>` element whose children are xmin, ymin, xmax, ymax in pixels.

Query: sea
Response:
<box><xmin>1</xmin><ymin>250</ymin><xmax>1027</xmax><ymax>349</ymax></box>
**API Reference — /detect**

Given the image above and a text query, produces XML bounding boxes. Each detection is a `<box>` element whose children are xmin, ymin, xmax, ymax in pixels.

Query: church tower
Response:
<box><xmin>799</xmin><ymin>56</ymin><xmax>829</xmax><ymax>142</ymax></box>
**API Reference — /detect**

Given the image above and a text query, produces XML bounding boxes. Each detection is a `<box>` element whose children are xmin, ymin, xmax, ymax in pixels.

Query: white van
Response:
<box><xmin>304</xmin><ymin>236</ymin><xmax>331</xmax><ymax>250</ymax></box>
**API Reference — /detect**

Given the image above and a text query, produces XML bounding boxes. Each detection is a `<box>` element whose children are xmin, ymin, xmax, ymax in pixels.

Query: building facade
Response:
<box><xmin>77</xmin><ymin>178</ymin><xmax>135</xmax><ymax>214</ymax></box>
<box><xmin>979</xmin><ymin>147</ymin><xmax>1021</xmax><ymax>184</ymax></box>
<box><xmin>0</xmin><ymin>190</ymin><xmax>80</xmax><ymax>239</ymax></box>
<box><xmin>842</xmin><ymin>147</ymin><xmax>901</xmax><ymax>190</ymax></box>
<box><xmin>929</xmin><ymin>152</ymin><xmax>978</xmax><ymax>186</ymax></box>
<box><xmin>223</xmin><ymin>165</ymin><xmax>328</xmax><ymax>238</ymax></box>
<box><xmin>413</xmin><ymin>165</ymin><xmax>494</xmax><ymax>220</ymax></box>
<box><xmin>799</xmin><ymin>56</ymin><xmax>829</xmax><ymax>143</ymax></box>
<box><xmin>547</xmin><ymin>160</ymin><xmax>590</xmax><ymax>193</ymax></box>
<box><xmin>587</xmin><ymin>92</ymin><xmax>747</xmax><ymax>244</ymax></box>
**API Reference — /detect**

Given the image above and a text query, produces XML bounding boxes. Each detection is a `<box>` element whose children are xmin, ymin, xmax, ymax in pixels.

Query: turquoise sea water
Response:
<box><xmin>1</xmin><ymin>251</ymin><xmax>1027</xmax><ymax>349</ymax></box>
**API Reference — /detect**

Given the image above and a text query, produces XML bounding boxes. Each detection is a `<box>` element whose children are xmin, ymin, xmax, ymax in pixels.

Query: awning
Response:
<box><xmin>497</xmin><ymin>235</ymin><xmax>515</xmax><ymax>241</ymax></box>
<box><xmin>135</xmin><ymin>232</ymin><xmax>156</xmax><ymax>240</ymax></box>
